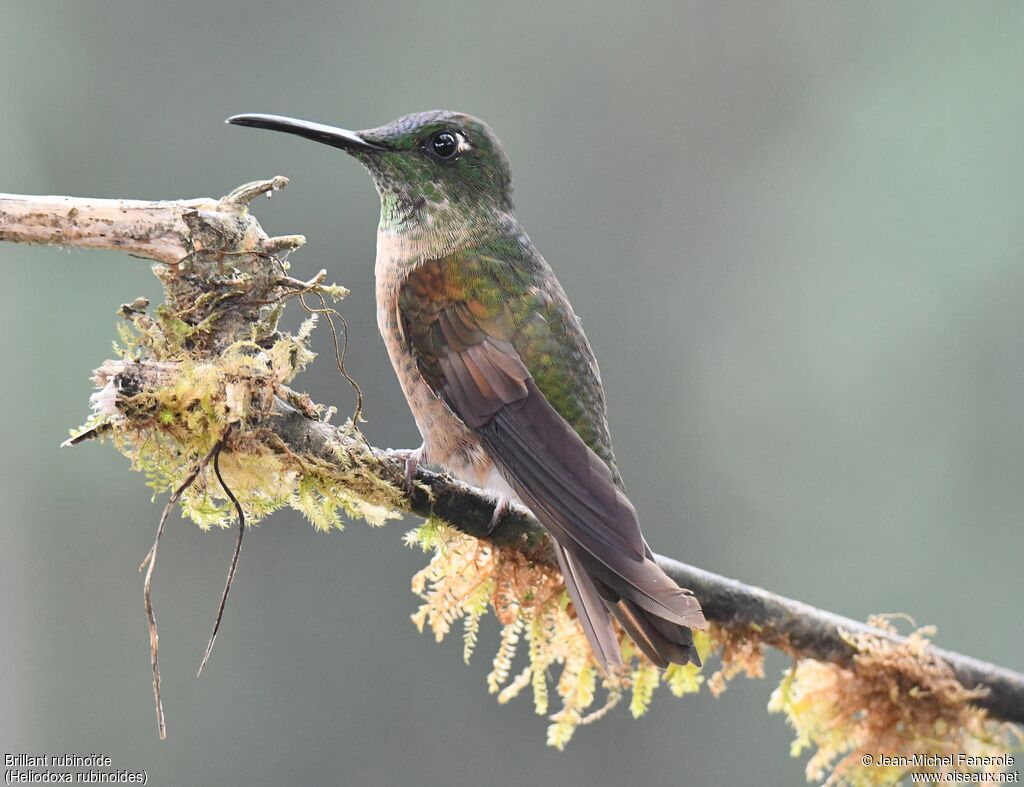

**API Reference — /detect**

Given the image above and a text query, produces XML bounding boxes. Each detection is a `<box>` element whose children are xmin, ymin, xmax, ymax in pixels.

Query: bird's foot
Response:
<box><xmin>390</xmin><ymin>446</ymin><xmax>423</xmax><ymax>496</ymax></box>
<box><xmin>485</xmin><ymin>495</ymin><xmax>511</xmax><ymax>537</ymax></box>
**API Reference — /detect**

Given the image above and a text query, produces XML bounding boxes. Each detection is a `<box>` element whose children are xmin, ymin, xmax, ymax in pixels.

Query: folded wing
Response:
<box><xmin>400</xmin><ymin>259</ymin><xmax>705</xmax><ymax>672</ymax></box>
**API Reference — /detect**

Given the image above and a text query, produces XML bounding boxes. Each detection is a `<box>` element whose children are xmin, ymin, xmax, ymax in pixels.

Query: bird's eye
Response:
<box><xmin>430</xmin><ymin>131</ymin><xmax>458</xmax><ymax>159</ymax></box>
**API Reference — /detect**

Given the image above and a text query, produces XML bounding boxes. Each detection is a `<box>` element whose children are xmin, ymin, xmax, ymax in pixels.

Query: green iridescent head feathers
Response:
<box><xmin>227</xmin><ymin>110</ymin><xmax>514</xmax><ymax>229</ymax></box>
<box><xmin>355</xmin><ymin>111</ymin><xmax>514</xmax><ymax>226</ymax></box>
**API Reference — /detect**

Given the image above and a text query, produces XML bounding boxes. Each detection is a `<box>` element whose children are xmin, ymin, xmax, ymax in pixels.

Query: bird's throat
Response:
<box><xmin>375</xmin><ymin>195</ymin><xmax>511</xmax><ymax>268</ymax></box>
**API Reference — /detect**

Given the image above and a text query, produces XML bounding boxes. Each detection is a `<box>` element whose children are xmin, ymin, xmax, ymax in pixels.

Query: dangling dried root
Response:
<box><xmin>139</xmin><ymin>440</ymin><xmax>221</xmax><ymax>740</ymax></box>
<box><xmin>197</xmin><ymin>427</ymin><xmax>246</xmax><ymax>677</ymax></box>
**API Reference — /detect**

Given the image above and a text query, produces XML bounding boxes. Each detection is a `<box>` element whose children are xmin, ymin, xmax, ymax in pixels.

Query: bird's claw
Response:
<box><xmin>391</xmin><ymin>447</ymin><xmax>422</xmax><ymax>497</ymax></box>
<box><xmin>484</xmin><ymin>496</ymin><xmax>510</xmax><ymax>538</ymax></box>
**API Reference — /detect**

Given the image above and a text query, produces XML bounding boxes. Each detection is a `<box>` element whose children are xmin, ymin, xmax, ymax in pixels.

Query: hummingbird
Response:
<box><xmin>227</xmin><ymin>111</ymin><xmax>706</xmax><ymax>673</ymax></box>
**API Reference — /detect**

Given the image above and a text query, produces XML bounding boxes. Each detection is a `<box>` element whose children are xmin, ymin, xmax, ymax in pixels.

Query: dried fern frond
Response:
<box><xmin>769</xmin><ymin>616</ymin><xmax>1021</xmax><ymax>786</ymax></box>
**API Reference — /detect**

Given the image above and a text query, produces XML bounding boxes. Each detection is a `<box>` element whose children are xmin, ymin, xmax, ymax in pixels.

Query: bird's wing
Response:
<box><xmin>399</xmin><ymin>254</ymin><xmax>702</xmax><ymax>631</ymax></box>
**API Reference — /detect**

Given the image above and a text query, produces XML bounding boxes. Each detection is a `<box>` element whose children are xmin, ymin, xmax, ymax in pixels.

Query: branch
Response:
<box><xmin>0</xmin><ymin>179</ymin><xmax>299</xmax><ymax>264</ymax></box>
<box><xmin>2</xmin><ymin>182</ymin><xmax>1021</xmax><ymax>746</ymax></box>
<box><xmin>1</xmin><ymin>180</ymin><xmax>307</xmax><ymax>354</ymax></box>
<box><xmin>268</xmin><ymin>396</ymin><xmax>1024</xmax><ymax>726</ymax></box>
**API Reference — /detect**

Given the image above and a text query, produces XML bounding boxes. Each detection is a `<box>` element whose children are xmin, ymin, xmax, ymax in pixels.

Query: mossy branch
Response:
<box><xmin>1</xmin><ymin>182</ymin><xmax>1020</xmax><ymax>781</ymax></box>
<box><xmin>270</xmin><ymin>394</ymin><xmax>1024</xmax><ymax>727</ymax></box>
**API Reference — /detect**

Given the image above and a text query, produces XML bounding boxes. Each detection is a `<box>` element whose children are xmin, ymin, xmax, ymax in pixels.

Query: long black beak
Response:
<box><xmin>226</xmin><ymin>113</ymin><xmax>387</xmax><ymax>153</ymax></box>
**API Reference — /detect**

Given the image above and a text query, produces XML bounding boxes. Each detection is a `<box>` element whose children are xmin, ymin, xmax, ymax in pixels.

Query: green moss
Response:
<box><xmin>77</xmin><ymin>271</ymin><xmax>402</xmax><ymax>536</ymax></box>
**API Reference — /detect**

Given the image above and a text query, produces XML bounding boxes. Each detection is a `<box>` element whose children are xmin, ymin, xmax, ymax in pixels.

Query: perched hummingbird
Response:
<box><xmin>227</xmin><ymin>111</ymin><xmax>706</xmax><ymax>672</ymax></box>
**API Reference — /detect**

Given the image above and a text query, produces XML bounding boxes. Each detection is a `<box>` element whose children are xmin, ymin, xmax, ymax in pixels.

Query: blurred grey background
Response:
<box><xmin>2</xmin><ymin>2</ymin><xmax>1022</xmax><ymax>785</ymax></box>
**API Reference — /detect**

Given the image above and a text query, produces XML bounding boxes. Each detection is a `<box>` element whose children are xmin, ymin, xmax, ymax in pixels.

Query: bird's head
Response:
<box><xmin>227</xmin><ymin>110</ymin><xmax>514</xmax><ymax>233</ymax></box>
